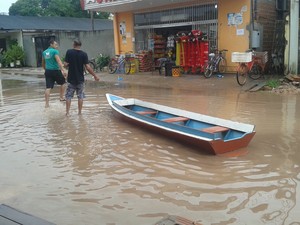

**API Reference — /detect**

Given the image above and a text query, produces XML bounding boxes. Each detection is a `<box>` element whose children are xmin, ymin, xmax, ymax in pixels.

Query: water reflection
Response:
<box><xmin>0</xmin><ymin>72</ymin><xmax>300</xmax><ymax>224</ymax></box>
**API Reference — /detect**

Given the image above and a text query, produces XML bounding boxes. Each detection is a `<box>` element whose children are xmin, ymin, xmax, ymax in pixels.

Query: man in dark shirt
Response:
<box><xmin>64</xmin><ymin>39</ymin><xmax>99</xmax><ymax>116</ymax></box>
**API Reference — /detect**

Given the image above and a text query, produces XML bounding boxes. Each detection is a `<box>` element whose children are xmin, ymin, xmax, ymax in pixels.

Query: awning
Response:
<box><xmin>83</xmin><ymin>0</ymin><xmax>199</xmax><ymax>13</ymax></box>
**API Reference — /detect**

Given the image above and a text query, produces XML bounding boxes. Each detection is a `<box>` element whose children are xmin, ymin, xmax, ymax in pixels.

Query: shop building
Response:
<box><xmin>83</xmin><ymin>0</ymin><xmax>288</xmax><ymax>73</ymax></box>
<box><xmin>0</xmin><ymin>15</ymin><xmax>114</xmax><ymax>67</ymax></box>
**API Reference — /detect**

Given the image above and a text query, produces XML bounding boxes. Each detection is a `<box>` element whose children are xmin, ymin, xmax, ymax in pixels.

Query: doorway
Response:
<box><xmin>35</xmin><ymin>36</ymin><xmax>55</xmax><ymax>67</ymax></box>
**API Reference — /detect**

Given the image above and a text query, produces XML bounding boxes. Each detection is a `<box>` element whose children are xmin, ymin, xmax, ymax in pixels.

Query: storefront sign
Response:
<box><xmin>81</xmin><ymin>0</ymin><xmax>116</xmax><ymax>10</ymax></box>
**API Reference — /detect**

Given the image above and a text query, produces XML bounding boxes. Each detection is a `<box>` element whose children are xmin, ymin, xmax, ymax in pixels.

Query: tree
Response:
<box><xmin>9</xmin><ymin>0</ymin><xmax>110</xmax><ymax>19</ymax></box>
<box><xmin>9</xmin><ymin>0</ymin><xmax>44</xmax><ymax>16</ymax></box>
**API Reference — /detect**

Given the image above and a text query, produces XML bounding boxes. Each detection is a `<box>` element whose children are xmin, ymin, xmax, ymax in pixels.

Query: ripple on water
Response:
<box><xmin>1</xmin><ymin>77</ymin><xmax>300</xmax><ymax>225</ymax></box>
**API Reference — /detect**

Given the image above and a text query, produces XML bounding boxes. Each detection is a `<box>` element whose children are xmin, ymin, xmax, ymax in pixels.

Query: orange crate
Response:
<box><xmin>172</xmin><ymin>66</ymin><xmax>181</xmax><ymax>77</ymax></box>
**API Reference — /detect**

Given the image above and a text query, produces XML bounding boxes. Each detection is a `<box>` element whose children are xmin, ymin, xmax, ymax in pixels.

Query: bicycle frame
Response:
<box><xmin>235</xmin><ymin>51</ymin><xmax>267</xmax><ymax>86</ymax></box>
<box><xmin>204</xmin><ymin>49</ymin><xmax>227</xmax><ymax>78</ymax></box>
<box><xmin>108</xmin><ymin>54</ymin><xmax>132</xmax><ymax>74</ymax></box>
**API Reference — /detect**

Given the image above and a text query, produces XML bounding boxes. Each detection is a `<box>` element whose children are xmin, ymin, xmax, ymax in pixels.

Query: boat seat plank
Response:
<box><xmin>201</xmin><ymin>126</ymin><xmax>229</xmax><ymax>134</ymax></box>
<box><xmin>136</xmin><ymin>111</ymin><xmax>157</xmax><ymax>115</ymax></box>
<box><xmin>163</xmin><ymin>117</ymin><xmax>189</xmax><ymax>123</ymax></box>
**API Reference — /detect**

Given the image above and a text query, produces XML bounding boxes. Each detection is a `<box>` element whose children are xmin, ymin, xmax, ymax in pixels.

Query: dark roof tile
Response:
<box><xmin>0</xmin><ymin>15</ymin><xmax>113</xmax><ymax>31</ymax></box>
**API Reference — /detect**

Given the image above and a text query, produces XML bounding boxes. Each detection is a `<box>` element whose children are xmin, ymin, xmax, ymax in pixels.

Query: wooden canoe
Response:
<box><xmin>106</xmin><ymin>93</ymin><xmax>256</xmax><ymax>155</ymax></box>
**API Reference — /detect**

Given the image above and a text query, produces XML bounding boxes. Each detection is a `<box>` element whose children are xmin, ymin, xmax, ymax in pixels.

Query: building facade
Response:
<box><xmin>0</xmin><ymin>15</ymin><xmax>115</xmax><ymax>67</ymax></box>
<box><xmin>83</xmin><ymin>0</ymin><xmax>284</xmax><ymax>73</ymax></box>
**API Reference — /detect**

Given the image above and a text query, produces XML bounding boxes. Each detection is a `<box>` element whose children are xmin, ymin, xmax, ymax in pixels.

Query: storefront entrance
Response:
<box><xmin>133</xmin><ymin>3</ymin><xmax>218</xmax><ymax>74</ymax></box>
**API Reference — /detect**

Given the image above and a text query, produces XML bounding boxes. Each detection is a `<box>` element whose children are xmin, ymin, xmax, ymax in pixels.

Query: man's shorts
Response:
<box><xmin>45</xmin><ymin>70</ymin><xmax>66</xmax><ymax>89</ymax></box>
<box><xmin>65</xmin><ymin>83</ymin><xmax>85</xmax><ymax>100</ymax></box>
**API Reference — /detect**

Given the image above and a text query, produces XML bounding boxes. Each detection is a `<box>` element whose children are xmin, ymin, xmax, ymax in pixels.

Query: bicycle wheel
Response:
<box><xmin>236</xmin><ymin>63</ymin><xmax>248</xmax><ymax>86</ymax></box>
<box><xmin>108</xmin><ymin>59</ymin><xmax>118</xmax><ymax>74</ymax></box>
<box><xmin>204</xmin><ymin>64</ymin><xmax>213</xmax><ymax>78</ymax></box>
<box><xmin>218</xmin><ymin>58</ymin><xmax>227</xmax><ymax>73</ymax></box>
<box><xmin>84</xmin><ymin>61</ymin><xmax>95</xmax><ymax>75</ymax></box>
<box><xmin>266</xmin><ymin>60</ymin><xmax>276</xmax><ymax>76</ymax></box>
<box><xmin>124</xmin><ymin>60</ymin><xmax>131</xmax><ymax>74</ymax></box>
<box><xmin>249</xmin><ymin>63</ymin><xmax>263</xmax><ymax>80</ymax></box>
<box><xmin>89</xmin><ymin>61</ymin><xmax>96</xmax><ymax>72</ymax></box>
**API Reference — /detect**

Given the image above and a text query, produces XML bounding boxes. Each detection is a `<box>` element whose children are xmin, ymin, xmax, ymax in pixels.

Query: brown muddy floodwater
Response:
<box><xmin>0</xmin><ymin>71</ymin><xmax>300</xmax><ymax>225</ymax></box>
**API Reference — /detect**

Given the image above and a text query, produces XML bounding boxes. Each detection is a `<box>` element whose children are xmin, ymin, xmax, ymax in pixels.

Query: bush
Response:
<box><xmin>266</xmin><ymin>79</ymin><xmax>281</xmax><ymax>89</ymax></box>
<box><xmin>96</xmin><ymin>54</ymin><xmax>110</xmax><ymax>70</ymax></box>
<box><xmin>3</xmin><ymin>45</ymin><xmax>25</xmax><ymax>66</ymax></box>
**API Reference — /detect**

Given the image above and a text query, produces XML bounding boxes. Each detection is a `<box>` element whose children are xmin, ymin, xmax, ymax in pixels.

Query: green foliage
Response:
<box><xmin>3</xmin><ymin>51</ymin><xmax>14</xmax><ymax>65</ymax></box>
<box><xmin>96</xmin><ymin>54</ymin><xmax>110</xmax><ymax>70</ymax></box>
<box><xmin>8</xmin><ymin>39</ymin><xmax>18</xmax><ymax>47</ymax></box>
<box><xmin>11</xmin><ymin>45</ymin><xmax>25</xmax><ymax>61</ymax></box>
<box><xmin>266</xmin><ymin>79</ymin><xmax>281</xmax><ymax>89</ymax></box>
<box><xmin>9</xmin><ymin>0</ymin><xmax>44</xmax><ymax>16</ymax></box>
<box><xmin>3</xmin><ymin>45</ymin><xmax>25</xmax><ymax>66</ymax></box>
<box><xmin>9</xmin><ymin>0</ymin><xmax>110</xmax><ymax>18</ymax></box>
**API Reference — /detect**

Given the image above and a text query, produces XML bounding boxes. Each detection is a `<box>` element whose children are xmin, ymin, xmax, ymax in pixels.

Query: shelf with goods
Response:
<box><xmin>153</xmin><ymin>34</ymin><xmax>167</xmax><ymax>68</ymax></box>
<box><xmin>153</xmin><ymin>35</ymin><xmax>167</xmax><ymax>59</ymax></box>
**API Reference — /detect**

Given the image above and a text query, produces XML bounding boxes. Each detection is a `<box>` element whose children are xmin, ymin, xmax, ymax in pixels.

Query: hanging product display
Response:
<box><xmin>176</xmin><ymin>30</ymin><xmax>208</xmax><ymax>74</ymax></box>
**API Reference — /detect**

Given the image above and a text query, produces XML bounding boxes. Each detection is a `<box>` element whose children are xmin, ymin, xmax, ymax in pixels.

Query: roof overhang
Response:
<box><xmin>83</xmin><ymin>0</ymin><xmax>199</xmax><ymax>13</ymax></box>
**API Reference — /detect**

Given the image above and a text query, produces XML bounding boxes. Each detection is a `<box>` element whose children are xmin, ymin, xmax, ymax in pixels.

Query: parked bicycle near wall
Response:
<box><xmin>204</xmin><ymin>49</ymin><xmax>228</xmax><ymax>78</ymax></box>
<box><xmin>84</xmin><ymin>54</ymin><xmax>110</xmax><ymax>75</ymax></box>
<box><xmin>266</xmin><ymin>52</ymin><xmax>284</xmax><ymax>76</ymax></box>
<box><xmin>232</xmin><ymin>50</ymin><xmax>268</xmax><ymax>86</ymax></box>
<box><xmin>108</xmin><ymin>53</ymin><xmax>133</xmax><ymax>75</ymax></box>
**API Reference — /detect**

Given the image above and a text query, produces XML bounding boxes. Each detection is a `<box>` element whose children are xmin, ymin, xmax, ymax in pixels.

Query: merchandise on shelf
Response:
<box><xmin>136</xmin><ymin>50</ymin><xmax>153</xmax><ymax>72</ymax></box>
<box><xmin>153</xmin><ymin>34</ymin><xmax>166</xmax><ymax>60</ymax></box>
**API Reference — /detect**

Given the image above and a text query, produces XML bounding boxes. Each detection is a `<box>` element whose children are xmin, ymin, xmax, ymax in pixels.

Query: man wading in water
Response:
<box><xmin>64</xmin><ymin>39</ymin><xmax>99</xmax><ymax>116</ymax></box>
<box><xmin>42</xmin><ymin>40</ymin><xmax>67</xmax><ymax>108</ymax></box>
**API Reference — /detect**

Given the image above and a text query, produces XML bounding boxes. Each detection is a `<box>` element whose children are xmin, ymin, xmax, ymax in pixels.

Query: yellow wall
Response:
<box><xmin>113</xmin><ymin>12</ymin><xmax>134</xmax><ymax>55</ymax></box>
<box><xmin>218</xmin><ymin>0</ymin><xmax>251</xmax><ymax>72</ymax></box>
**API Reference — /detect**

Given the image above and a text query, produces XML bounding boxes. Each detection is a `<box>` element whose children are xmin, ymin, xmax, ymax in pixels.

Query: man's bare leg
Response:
<box><xmin>66</xmin><ymin>99</ymin><xmax>71</xmax><ymax>116</ymax></box>
<box><xmin>60</xmin><ymin>84</ymin><xmax>66</xmax><ymax>100</ymax></box>
<box><xmin>45</xmin><ymin>88</ymin><xmax>51</xmax><ymax>108</ymax></box>
<box><xmin>78</xmin><ymin>99</ymin><xmax>83</xmax><ymax>115</ymax></box>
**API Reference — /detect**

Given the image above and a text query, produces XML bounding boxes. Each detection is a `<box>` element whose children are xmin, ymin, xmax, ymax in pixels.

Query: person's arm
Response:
<box><xmin>85</xmin><ymin>63</ymin><xmax>99</xmax><ymax>81</ymax></box>
<box><xmin>42</xmin><ymin>58</ymin><xmax>45</xmax><ymax>70</ymax></box>
<box><xmin>55</xmin><ymin>55</ymin><xmax>67</xmax><ymax>77</ymax></box>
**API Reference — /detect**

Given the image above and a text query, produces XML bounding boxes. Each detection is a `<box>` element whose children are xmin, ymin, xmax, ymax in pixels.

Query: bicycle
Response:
<box><xmin>107</xmin><ymin>53</ymin><xmax>133</xmax><ymax>75</ymax></box>
<box><xmin>84</xmin><ymin>59</ymin><xmax>98</xmax><ymax>76</ymax></box>
<box><xmin>232</xmin><ymin>50</ymin><xmax>268</xmax><ymax>86</ymax></box>
<box><xmin>267</xmin><ymin>52</ymin><xmax>284</xmax><ymax>76</ymax></box>
<box><xmin>204</xmin><ymin>49</ymin><xmax>228</xmax><ymax>78</ymax></box>
<box><xmin>84</xmin><ymin>54</ymin><xmax>110</xmax><ymax>75</ymax></box>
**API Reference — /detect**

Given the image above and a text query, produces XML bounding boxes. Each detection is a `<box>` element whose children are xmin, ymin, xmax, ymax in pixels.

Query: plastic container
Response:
<box><xmin>231</xmin><ymin>52</ymin><xmax>252</xmax><ymax>62</ymax></box>
<box><xmin>172</xmin><ymin>66</ymin><xmax>181</xmax><ymax>77</ymax></box>
<box><xmin>130</xmin><ymin>64</ymin><xmax>136</xmax><ymax>74</ymax></box>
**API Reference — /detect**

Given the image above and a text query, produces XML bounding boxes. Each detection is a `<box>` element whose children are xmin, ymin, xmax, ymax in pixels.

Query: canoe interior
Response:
<box><xmin>123</xmin><ymin>104</ymin><xmax>249</xmax><ymax>142</ymax></box>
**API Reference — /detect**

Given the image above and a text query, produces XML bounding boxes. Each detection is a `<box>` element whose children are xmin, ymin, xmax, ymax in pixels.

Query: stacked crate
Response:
<box><xmin>136</xmin><ymin>50</ymin><xmax>153</xmax><ymax>72</ymax></box>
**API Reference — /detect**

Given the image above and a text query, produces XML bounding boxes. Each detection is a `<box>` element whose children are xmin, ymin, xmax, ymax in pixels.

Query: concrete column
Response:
<box><xmin>113</xmin><ymin>13</ymin><xmax>120</xmax><ymax>55</ymax></box>
<box><xmin>289</xmin><ymin>0</ymin><xmax>299</xmax><ymax>74</ymax></box>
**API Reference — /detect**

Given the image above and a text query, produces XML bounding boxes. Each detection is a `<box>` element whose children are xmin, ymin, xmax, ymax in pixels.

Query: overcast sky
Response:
<box><xmin>0</xmin><ymin>0</ymin><xmax>17</xmax><ymax>14</ymax></box>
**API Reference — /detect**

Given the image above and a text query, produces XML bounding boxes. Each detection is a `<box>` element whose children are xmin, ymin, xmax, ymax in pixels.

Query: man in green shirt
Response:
<box><xmin>42</xmin><ymin>39</ymin><xmax>67</xmax><ymax>108</ymax></box>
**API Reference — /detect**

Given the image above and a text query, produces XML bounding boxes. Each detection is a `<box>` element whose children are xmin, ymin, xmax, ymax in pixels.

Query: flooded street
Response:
<box><xmin>0</xmin><ymin>70</ymin><xmax>300</xmax><ymax>225</ymax></box>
